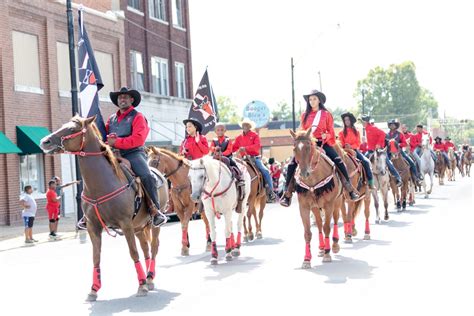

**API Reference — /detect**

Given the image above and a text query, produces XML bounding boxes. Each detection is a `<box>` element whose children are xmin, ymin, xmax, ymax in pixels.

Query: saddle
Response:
<box><xmin>212</xmin><ymin>153</ymin><xmax>245</xmax><ymax>213</ymax></box>
<box><xmin>243</xmin><ymin>156</ymin><xmax>265</xmax><ymax>195</ymax></box>
<box><xmin>343</xmin><ymin>148</ymin><xmax>365</xmax><ymax>192</ymax></box>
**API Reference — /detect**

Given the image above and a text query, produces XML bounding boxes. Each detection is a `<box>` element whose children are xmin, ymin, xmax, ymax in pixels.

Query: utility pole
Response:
<box><xmin>427</xmin><ymin>108</ymin><xmax>432</xmax><ymax>135</ymax></box>
<box><xmin>67</xmin><ymin>0</ymin><xmax>83</xmax><ymax>223</ymax></box>
<box><xmin>318</xmin><ymin>71</ymin><xmax>322</xmax><ymax>91</ymax></box>
<box><xmin>291</xmin><ymin>57</ymin><xmax>296</xmax><ymax>131</ymax></box>
<box><xmin>362</xmin><ymin>89</ymin><xmax>366</xmax><ymax>136</ymax></box>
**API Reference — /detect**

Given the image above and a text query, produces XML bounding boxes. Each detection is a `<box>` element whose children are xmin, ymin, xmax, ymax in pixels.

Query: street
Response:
<box><xmin>1</xmin><ymin>176</ymin><xmax>473</xmax><ymax>316</ymax></box>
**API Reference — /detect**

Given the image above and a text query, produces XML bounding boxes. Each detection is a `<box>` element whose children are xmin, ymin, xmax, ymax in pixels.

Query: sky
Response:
<box><xmin>189</xmin><ymin>0</ymin><xmax>474</xmax><ymax>120</ymax></box>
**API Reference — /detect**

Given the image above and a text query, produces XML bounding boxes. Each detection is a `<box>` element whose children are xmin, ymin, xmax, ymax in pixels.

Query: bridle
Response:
<box><xmin>55</xmin><ymin>125</ymin><xmax>105</xmax><ymax>157</ymax></box>
<box><xmin>151</xmin><ymin>153</ymin><xmax>184</xmax><ymax>178</ymax></box>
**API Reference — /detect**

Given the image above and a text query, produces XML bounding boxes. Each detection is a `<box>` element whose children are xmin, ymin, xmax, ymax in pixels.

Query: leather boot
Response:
<box><xmin>340</xmin><ymin>177</ymin><xmax>360</xmax><ymax>201</ymax></box>
<box><xmin>280</xmin><ymin>191</ymin><xmax>292</xmax><ymax>207</ymax></box>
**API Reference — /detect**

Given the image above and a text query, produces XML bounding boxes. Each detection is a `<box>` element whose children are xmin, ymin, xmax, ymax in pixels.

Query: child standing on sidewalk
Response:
<box><xmin>46</xmin><ymin>180</ymin><xmax>61</xmax><ymax>240</ymax></box>
<box><xmin>19</xmin><ymin>185</ymin><xmax>37</xmax><ymax>244</ymax></box>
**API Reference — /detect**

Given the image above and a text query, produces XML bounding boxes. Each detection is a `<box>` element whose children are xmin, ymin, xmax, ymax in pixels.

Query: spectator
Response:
<box><xmin>53</xmin><ymin>176</ymin><xmax>80</xmax><ymax>216</ymax></box>
<box><xmin>20</xmin><ymin>185</ymin><xmax>37</xmax><ymax>244</ymax></box>
<box><xmin>46</xmin><ymin>180</ymin><xmax>61</xmax><ymax>240</ymax></box>
<box><xmin>269</xmin><ymin>159</ymin><xmax>282</xmax><ymax>193</ymax></box>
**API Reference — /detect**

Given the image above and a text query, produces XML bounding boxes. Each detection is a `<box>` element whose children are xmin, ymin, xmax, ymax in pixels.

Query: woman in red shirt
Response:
<box><xmin>434</xmin><ymin>136</ymin><xmax>450</xmax><ymax>168</ymax></box>
<box><xmin>280</xmin><ymin>90</ymin><xmax>359</xmax><ymax>207</ymax></box>
<box><xmin>338</xmin><ymin>112</ymin><xmax>375</xmax><ymax>189</ymax></box>
<box><xmin>180</xmin><ymin>118</ymin><xmax>209</xmax><ymax>160</ymax></box>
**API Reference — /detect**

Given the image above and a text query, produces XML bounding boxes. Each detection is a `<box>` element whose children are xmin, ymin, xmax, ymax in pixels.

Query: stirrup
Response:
<box><xmin>77</xmin><ymin>216</ymin><xmax>87</xmax><ymax>230</ymax></box>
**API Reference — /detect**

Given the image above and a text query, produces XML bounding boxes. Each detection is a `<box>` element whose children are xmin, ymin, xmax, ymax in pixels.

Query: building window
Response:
<box><xmin>19</xmin><ymin>154</ymin><xmax>45</xmax><ymax>195</ymax></box>
<box><xmin>151</xmin><ymin>57</ymin><xmax>169</xmax><ymax>96</ymax></box>
<box><xmin>128</xmin><ymin>0</ymin><xmax>141</xmax><ymax>10</ymax></box>
<box><xmin>130</xmin><ymin>51</ymin><xmax>145</xmax><ymax>91</ymax></box>
<box><xmin>95</xmin><ymin>51</ymin><xmax>115</xmax><ymax>99</ymax></box>
<box><xmin>172</xmin><ymin>0</ymin><xmax>184</xmax><ymax>27</ymax></box>
<box><xmin>175</xmin><ymin>62</ymin><xmax>186</xmax><ymax>98</ymax></box>
<box><xmin>12</xmin><ymin>31</ymin><xmax>42</xmax><ymax>91</ymax></box>
<box><xmin>149</xmin><ymin>0</ymin><xmax>167</xmax><ymax>21</ymax></box>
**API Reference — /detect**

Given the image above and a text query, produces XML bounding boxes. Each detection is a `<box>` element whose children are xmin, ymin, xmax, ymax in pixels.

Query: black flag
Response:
<box><xmin>188</xmin><ymin>70</ymin><xmax>218</xmax><ymax>135</ymax></box>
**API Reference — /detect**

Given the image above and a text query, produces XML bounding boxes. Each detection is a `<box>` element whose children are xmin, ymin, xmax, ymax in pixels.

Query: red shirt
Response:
<box><xmin>209</xmin><ymin>136</ymin><xmax>233</xmax><ymax>157</ymax></box>
<box><xmin>411</xmin><ymin>130</ymin><xmax>432</xmax><ymax>149</ymax></box>
<box><xmin>359</xmin><ymin>142</ymin><xmax>368</xmax><ymax>153</ymax></box>
<box><xmin>300</xmin><ymin>110</ymin><xmax>336</xmax><ymax>146</ymax></box>
<box><xmin>338</xmin><ymin>128</ymin><xmax>361</xmax><ymax>149</ymax></box>
<box><xmin>180</xmin><ymin>135</ymin><xmax>209</xmax><ymax>160</ymax></box>
<box><xmin>365</xmin><ymin>124</ymin><xmax>386</xmax><ymax>151</ymax></box>
<box><xmin>433</xmin><ymin>142</ymin><xmax>447</xmax><ymax>152</ymax></box>
<box><xmin>46</xmin><ymin>189</ymin><xmax>60</xmax><ymax>212</ymax></box>
<box><xmin>270</xmin><ymin>164</ymin><xmax>281</xmax><ymax>179</ymax></box>
<box><xmin>387</xmin><ymin>130</ymin><xmax>407</xmax><ymax>148</ymax></box>
<box><xmin>105</xmin><ymin>107</ymin><xmax>150</xmax><ymax>150</ymax></box>
<box><xmin>445</xmin><ymin>141</ymin><xmax>456</xmax><ymax>150</ymax></box>
<box><xmin>232</xmin><ymin>131</ymin><xmax>261</xmax><ymax>156</ymax></box>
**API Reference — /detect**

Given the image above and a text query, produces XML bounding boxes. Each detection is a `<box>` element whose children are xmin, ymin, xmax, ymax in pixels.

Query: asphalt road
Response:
<box><xmin>1</xmin><ymin>176</ymin><xmax>472</xmax><ymax>316</ymax></box>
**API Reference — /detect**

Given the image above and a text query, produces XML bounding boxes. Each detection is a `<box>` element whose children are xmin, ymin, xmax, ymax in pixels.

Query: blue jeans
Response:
<box><xmin>415</xmin><ymin>147</ymin><xmax>437</xmax><ymax>162</ymax></box>
<box><xmin>356</xmin><ymin>150</ymin><xmax>373</xmax><ymax>181</ymax></box>
<box><xmin>441</xmin><ymin>152</ymin><xmax>450</xmax><ymax>167</ymax></box>
<box><xmin>400</xmin><ymin>150</ymin><xmax>420</xmax><ymax>178</ymax></box>
<box><xmin>366</xmin><ymin>150</ymin><xmax>401</xmax><ymax>181</ymax></box>
<box><xmin>254</xmin><ymin>157</ymin><xmax>273</xmax><ymax>190</ymax></box>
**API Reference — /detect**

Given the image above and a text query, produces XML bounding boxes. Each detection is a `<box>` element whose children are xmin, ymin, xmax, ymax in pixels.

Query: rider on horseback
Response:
<box><xmin>107</xmin><ymin>87</ymin><xmax>167</xmax><ymax>227</ymax></box>
<box><xmin>412</xmin><ymin>124</ymin><xmax>437</xmax><ymax>163</ymax></box>
<box><xmin>433</xmin><ymin>137</ymin><xmax>451</xmax><ymax>169</ymax></box>
<box><xmin>180</xmin><ymin>118</ymin><xmax>210</xmax><ymax>160</ymax></box>
<box><xmin>280</xmin><ymin>90</ymin><xmax>360</xmax><ymax>207</ymax></box>
<box><xmin>338</xmin><ymin>112</ymin><xmax>375</xmax><ymax>190</ymax></box>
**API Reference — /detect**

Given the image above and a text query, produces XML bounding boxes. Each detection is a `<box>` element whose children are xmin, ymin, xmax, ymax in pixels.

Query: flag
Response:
<box><xmin>188</xmin><ymin>70</ymin><xmax>218</xmax><ymax>135</ymax></box>
<box><xmin>78</xmin><ymin>9</ymin><xmax>106</xmax><ymax>140</ymax></box>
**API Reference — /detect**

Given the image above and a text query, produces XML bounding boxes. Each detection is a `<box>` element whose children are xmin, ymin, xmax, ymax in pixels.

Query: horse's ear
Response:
<box><xmin>85</xmin><ymin>115</ymin><xmax>97</xmax><ymax>125</ymax></box>
<box><xmin>289</xmin><ymin>129</ymin><xmax>296</xmax><ymax>140</ymax></box>
<box><xmin>305</xmin><ymin>128</ymin><xmax>312</xmax><ymax>138</ymax></box>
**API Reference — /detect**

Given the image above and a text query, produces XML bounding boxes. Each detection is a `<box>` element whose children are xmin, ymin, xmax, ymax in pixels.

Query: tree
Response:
<box><xmin>216</xmin><ymin>96</ymin><xmax>240</xmax><ymax>124</ymax></box>
<box><xmin>271</xmin><ymin>101</ymin><xmax>292</xmax><ymax>121</ymax></box>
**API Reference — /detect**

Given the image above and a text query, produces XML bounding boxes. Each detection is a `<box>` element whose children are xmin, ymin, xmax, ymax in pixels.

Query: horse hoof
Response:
<box><xmin>384</xmin><ymin>215</ymin><xmax>389</xmax><ymax>221</ymax></box>
<box><xmin>352</xmin><ymin>228</ymin><xmax>358</xmax><ymax>237</ymax></box>
<box><xmin>318</xmin><ymin>249</ymin><xmax>325</xmax><ymax>257</ymax></box>
<box><xmin>323</xmin><ymin>254</ymin><xmax>332</xmax><ymax>263</ymax></box>
<box><xmin>344</xmin><ymin>237</ymin><xmax>353</xmax><ymax>244</ymax></box>
<box><xmin>86</xmin><ymin>291</ymin><xmax>97</xmax><ymax>302</ymax></box>
<box><xmin>302</xmin><ymin>261</ymin><xmax>311</xmax><ymax>269</ymax></box>
<box><xmin>211</xmin><ymin>258</ymin><xmax>218</xmax><ymax>265</ymax></box>
<box><xmin>231</xmin><ymin>248</ymin><xmax>240</xmax><ymax>257</ymax></box>
<box><xmin>225</xmin><ymin>253</ymin><xmax>233</xmax><ymax>261</ymax></box>
<box><xmin>181</xmin><ymin>248</ymin><xmax>190</xmax><ymax>256</ymax></box>
<box><xmin>375</xmin><ymin>218</ymin><xmax>381</xmax><ymax>224</ymax></box>
<box><xmin>332</xmin><ymin>243</ymin><xmax>340</xmax><ymax>253</ymax></box>
<box><xmin>256</xmin><ymin>232</ymin><xmax>263</xmax><ymax>239</ymax></box>
<box><xmin>146</xmin><ymin>278</ymin><xmax>155</xmax><ymax>291</ymax></box>
<box><xmin>205</xmin><ymin>243</ymin><xmax>212</xmax><ymax>252</ymax></box>
<box><xmin>243</xmin><ymin>236</ymin><xmax>249</xmax><ymax>243</ymax></box>
<box><xmin>248</xmin><ymin>233</ymin><xmax>254</xmax><ymax>241</ymax></box>
<box><xmin>364</xmin><ymin>234</ymin><xmax>371</xmax><ymax>240</ymax></box>
<box><xmin>136</xmin><ymin>285</ymin><xmax>148</xmax><ymax>297</ymax></box>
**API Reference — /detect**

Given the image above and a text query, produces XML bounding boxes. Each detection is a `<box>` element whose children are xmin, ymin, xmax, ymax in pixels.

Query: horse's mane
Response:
<box><xmin>294</xmin><ymin>130</ymin><xmax>315</xmax><ymax>142</ymax></box>
<box><xmin>149</xmin><ymin>146</ymin><xmax>191</xmax><ymax>167</ymax></box>
<box><xmin>72</xmin><ymin>116</ymin><xmax>125</xmax><ymax>181</ymax></box>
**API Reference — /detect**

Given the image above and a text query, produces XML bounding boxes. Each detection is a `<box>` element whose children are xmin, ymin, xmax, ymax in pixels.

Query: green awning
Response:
<box><xmin>0</xmin><ymin>132</ymin><xmax>22</xmax><ymax>154</ymax></box>
<box><xmin>16</xmin><ymin>126</ymin><xmax>51</xmax><ymax>155</ymax></box>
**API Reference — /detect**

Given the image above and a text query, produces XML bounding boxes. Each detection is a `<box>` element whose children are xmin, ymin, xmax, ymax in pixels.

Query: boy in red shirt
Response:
<box><xmin>46</xmin><ymin>180</ymin><xmax>61</xmax><ymax>239</ymax></box>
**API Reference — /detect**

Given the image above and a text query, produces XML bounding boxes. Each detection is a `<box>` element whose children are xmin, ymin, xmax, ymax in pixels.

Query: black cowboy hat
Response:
<box><xmin>341</xmin><ymin>112</ymin><xmax>357</xmax><ymax>125</ymax></box>
<box><xmin>387</xmin><ymin>119</ymin><xmax>400</xmax><ymax>129</ymax></box>
<box><xmin>183</xmin><ymin>118</ymin><xmax>203</xmax><ymax>133</ymax></box>
<box><xmin>359</xmin><ymin>114</ymin><xmax>371</xmax><ymax>122</ymax></box>
<box><xmin>445</xmin><ymin>136</ymin><xmax>451</xmax><ymax>140</ymax></box>
<box><xmin>434</xmin><ymin>136</ymin><xmax>442</xmax><ymax>141</ymax></box>
<box><xmin>303</xmin><ymin>89</ymin><xmax>326</xmax><ymax>105</ymax></box>
<box><xmin>110</xmin><ymin>87</ymin><xmax>141</xmax><ymax>107</ymax></box>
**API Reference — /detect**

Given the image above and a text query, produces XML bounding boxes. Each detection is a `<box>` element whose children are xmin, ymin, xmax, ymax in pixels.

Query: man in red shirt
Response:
<box><xmin>434</xmin><ymin>136</ymin><xmax>450</xmax><ymax>168</ymax></box>
<box><xmin>107</xmin><ymin>87</ymin><xmax>167</xmax><ymax>227</ymax></box>
<box><xmin>413</xmin><ymin>124</ymin><xmax>437</xmax><ymax>163</ymax></box>
<box><xmin>46</xmin><ymin>180</ymin><xmax>61</xmax><ymax>239</ymax></box>
<box><xmin>233</xmin><ymin>118</ymin><xmax>276</xmax><ymax>201</ymax></box>
<box><xmin>444</xmin><ymin>137</ymin><xmax>459</xmax><ymax>164</ymax></box>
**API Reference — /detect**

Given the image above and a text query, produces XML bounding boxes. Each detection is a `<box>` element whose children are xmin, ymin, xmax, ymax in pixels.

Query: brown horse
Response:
<box><xmin>147</xmin><ymin>146</ymin><xmax>212</xmax><ymax>255</ymax></box>
<box><xmin>40</xmin><ymin>116</ymin><xmax>167</xmax><ymax>301</ymax></box>
<box><xmin>461</xmin><ymin>149</ymin><xmax>472</xmax><ymax>177</ymax></box>
<box><xmin>435</xmin><ymin>150</ymin><xmax>446</xmax><ymax>185</ymax></box>
<box><xmin>388</xmin><ymin>141</ymin><xmax>411</xmax><ymax>211</ymax></box>
<box><xmin>335</xmin><ymin>145</ymin><xmax>371</xmax><ymax>243</ymax></box>
<box><xmin>290</xmin><ymin>129</ymin><xmax>344</xmax><ymax>268</ymax></box>
<box><xmin>447</xmin><ymin>148</ymin><xmax>457</xmax><ymax>181</ymax></box>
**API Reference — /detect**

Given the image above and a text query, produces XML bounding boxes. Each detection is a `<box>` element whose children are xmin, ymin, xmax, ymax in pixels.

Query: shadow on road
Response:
<box><xmin>242</xmin><ymin>237</ymin><xmax>284</xmax><ymax>247</ymax></box>
<box><xmin>345</xmin><ymin>238</ymin><xmax>392</xmax><ymax>251</ymax></box>
<box><xmin>88</xmin><ymin>290</ymin><xmax>180</xmax><ymax>316</ymax></box>
<box><xmin>308</xmin><ymin>255</ymin><xmax>376</xmax><ymax>284</ymax></box>
<box><xmin>205</xmin><ymin>256</ymin><xmax>263</xmax><ymax>281</ymax></box>
<box><xmin>382</xmin><ymin>220</ymin><xmax>412</xmax><ymax>228</ymax></box>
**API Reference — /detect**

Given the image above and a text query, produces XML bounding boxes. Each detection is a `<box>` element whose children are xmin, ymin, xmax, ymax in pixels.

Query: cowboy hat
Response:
<box><xmin>110</xmin><ymin>87</ymin><xmax>141</xmax><ymax>107</ymax></box>
<box><xmin>239</xmin><ymin>117</ymin><xmax>256</xmax><ymax>130</ymax></box>
<box><xmin>387</xmin><ymin>119</ymin><xmax>400</xmax><ymax>129</ymax></box>
<box><xmin>183</xmin><ymin>118</ymin><xmax>203</xmax><ymax>133</ymax></box>
<box><xmin>341</xmin><ymin>112</ymin><xmax>357</xmax><ymax>125</ymax></box>
<box><xmin>445</xmin><ymin>136</ymin><xmax>451</xmax><ymax>140</ymax></box>
<box><xmin>434</xmin><ymin>136</ymin><xmax>442</xmax><ymax>141</ymax></box>
<box><xmin>303</xmin><ymin>89</ymin><xmax>326</xmax><ymax>105</ymax></box>
<box><xmin>358</xmin><ymin>114</ymin><xmax>371</xmax><ymax>122</ymax></box>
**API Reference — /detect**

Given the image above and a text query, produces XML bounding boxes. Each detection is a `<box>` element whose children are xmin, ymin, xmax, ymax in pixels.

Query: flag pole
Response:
<box><xmin>66</xmin><ymin>0</ymin><xmax>83</xmax><ymax>223</ymax></box>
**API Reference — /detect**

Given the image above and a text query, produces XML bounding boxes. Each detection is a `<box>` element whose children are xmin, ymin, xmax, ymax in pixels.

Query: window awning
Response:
<box><xmin>16</xmin><ymin>126</ymin><xmax>51</xmax><ymax>155</ymax></box>
<box><xmin>0</xmin><ymin>132</ymin><xmax>22</xmax><ymax>154</ymax></box>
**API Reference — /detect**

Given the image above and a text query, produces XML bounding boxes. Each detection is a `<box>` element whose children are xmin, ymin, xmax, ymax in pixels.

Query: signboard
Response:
<box><xmin>242</xmin><ymin>100</ymin><xmax>270</xmax><ymax>128</ymax></box>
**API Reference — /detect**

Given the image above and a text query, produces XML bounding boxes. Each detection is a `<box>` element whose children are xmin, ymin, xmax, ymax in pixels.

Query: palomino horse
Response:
<box><xmin>419</xmin><ymin>134</ymin><xmax>435</xmax><ymax>198</ymax></box>
<box><xmin>370</xmin><ymin>148</ymin><xmax>390</xmax><ymax>223</ymax></box>
<box><xmin>189</xmin><ymin>156</ymin><xmax>251</xmax><ymax>264</ymax></box>
<box><xmin>447</xmin><ymin>148</ymin><xmax>456</xmax><ymax>181</ymax></box>
<box><xmin>461</xmin><ymin>149</ymin><xmax>472</xmax><ymax>177</ymax></box>
<box><xmin>290</xmin><ymin>129</ymin><xmax>344</xmax><ymax>268</ymax></box>
<box><xmin>435</xmin><ymin>150</ymin><xmax>447</xmax><ymax>185</ymax></box>
<box><xmin>40</xmin><ymin>116</ymin><xmax>167</xmax><ymax>301</ymax></box>
<box><xmin>388</xmin><ymin>140</ymin><xmax>411</xmax><ymax>211</ymax></box>
<box><xmin>146</xmin><ymin>147</ymin><xmax>212</xmax><ymax>255</ymax></box>
<box><xmin>335</xmin><ymin>145</ymin><xmax>371</xmax><ymax>243</ymax></box>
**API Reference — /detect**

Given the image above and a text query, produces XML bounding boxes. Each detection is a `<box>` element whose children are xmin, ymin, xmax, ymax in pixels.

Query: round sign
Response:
<box><xmin>242</xmin><ymin>100</ymin><xmax>270</xmax><ymax>128</ymax></box>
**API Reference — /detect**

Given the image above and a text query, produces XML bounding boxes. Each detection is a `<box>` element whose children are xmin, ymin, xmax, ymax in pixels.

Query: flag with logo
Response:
<box><xmin>78</xmin><ymin>9</ymin><xmax>106</xmax><ymax>140</ymax></box>
<box><xmin>188</xmin><ymin>69</ymin><xmax>218</xmax><ymax>135</ymax></box>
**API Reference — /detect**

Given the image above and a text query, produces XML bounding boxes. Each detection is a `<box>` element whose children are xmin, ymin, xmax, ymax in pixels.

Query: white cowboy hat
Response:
<box><xmin>239</xmin><ymin>118</ymin><xmax>256</xmax><ymax>129</ymax></box>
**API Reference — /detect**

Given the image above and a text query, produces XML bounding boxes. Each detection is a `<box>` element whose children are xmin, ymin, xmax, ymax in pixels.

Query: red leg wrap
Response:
<box><xmin>236</xmin><ymin>232</ymin><xmax>242</xmax><ymax>248</ymax></box>
<box><xmin>92</xmin><ymin>267</ymin><xmax>101</xmax><ymax>292</ymax></box>
<box><xmin>333</xmin><ymin>224</ymin><xmax>339</xmax><ymax>241</ymax></box>
<box><xmin>225</xmin><ymin>237</ymin><xmax>232</xmax><ymax>253</ymax></box>
<box><xmin>211</xmin><ymin>241</ymin><xmax>218</xmax><ymax>259</ymax></box>
<box><xmin>134</xmin><ymin>261</ymin><xmax>146</xmax><ymax>285</ymax></box>
<box><xmin>365</xmin><ymin>219</ymin><xmax>370</xmax><ymax>234</ymax></box>
<box><xmin>324</xmin><ymin>237</ymin><xmax>331</xmax><ymax>254</ymax></box>
<box><xmin>318</xmin><ymin>232</ymin><xmax>324</xmax><ymax>250</ymax></box>
<box><xmin>304</xmin><ymin>242</ymin><xmax>312</xmax><ymax>261</ymax></box>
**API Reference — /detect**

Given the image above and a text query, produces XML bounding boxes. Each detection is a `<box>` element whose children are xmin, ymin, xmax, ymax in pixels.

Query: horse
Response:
<box><xmin>419</xmin><ymin>134</ymin><xmax>435</xmax><ymax>198</ymax></box>
<box><xmin>370</xmin><ymin>148</ymin><xmax>390</xmax><ymax>223</ymax></box>
<box><xmin>461</xmin><ymin>149</ymin><xmax>472</xmax><ymax>177</ymax></box>
<box><xmin>39</xmin><ymin>116</ymin><xmax>167</xmax><ymax>301</ymax></box>
<box><xmin>435</xmin><ymin>150</ymin><xmax>447</xmax><ymax>185</ymax></box>
<box><xmin>447</xmin><ymin>148</ymin><xmax>456</xmax><ymax>181</ymax></box>
<box><xmin>146</xmin><ymin>146</ymin><xmax>212</xmax><ymax>256</ymax></box>
<box><xmin>335</xmin><ymin>145</ymin><xmax>372</xmax><ymax>243</ymax></box>
<box><xmin>188</xmin><ymin>156</ymin><xmax>251</xmax><ymax>264</ymax></box>
<box><xmin>388</xmin><ymin>140</ymin><xmax>411</xmax><ymax>211</ymax></box>
<box><xmin>290</xmin><ymin>129</ymin><xmax>344</xmax><ymax>268</ymax></box>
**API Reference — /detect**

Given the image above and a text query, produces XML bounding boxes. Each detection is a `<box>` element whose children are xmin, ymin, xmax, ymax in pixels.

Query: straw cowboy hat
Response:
<box><xmin>303</xmin><ymin>89</ymin><xmax>326</xmax><ymax>105</ymax></box>
<box><xmin>110</xmin><ymin>87</ymin><xmax>141</xmax><ymax>107</ymax></box>
<box><xmin>359</xmin><ymin>114</ymin><xmax>371</xmax><ymax>122</ymax></box>
<box><xmin>183</xmin><ymin>118</ymin><xmax>203</xmax><ymax>133</ymax></box>
<box><xmin>341</xmin><ymin>112</ymin><xmax>357</xmax><ymax>125</ymax></box>
<box><xmin>239</xmin><ymin>118</ymin><xmax>256</xmax><ymax>129</ymax></box>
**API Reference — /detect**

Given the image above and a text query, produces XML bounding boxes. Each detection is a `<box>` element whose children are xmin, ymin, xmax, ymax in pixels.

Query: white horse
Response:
<box><xmin>189</xmin><ymin>156</ymin><xmax>251</xmax><ymax>265</ymax></box>
<box><xmin>370</xmin><ymin>148</ymin><xmax>391</xmax><ymax>223</ymax></box>
<box><xmin>419</xmin><ymin>134</ymin><xmax>435</xmax><ymax>198</ymax></box>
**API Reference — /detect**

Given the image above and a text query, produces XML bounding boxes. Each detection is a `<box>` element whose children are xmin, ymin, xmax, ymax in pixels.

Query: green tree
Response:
<box><xmin>216</xmin><ymin>96</ymin><xmax>240</xmax><ymax>124</ymax></box>
<box><xmin>271</xmin><ymin>101</ymin><xmax>292</xmax><ymax>121</ymax></box>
